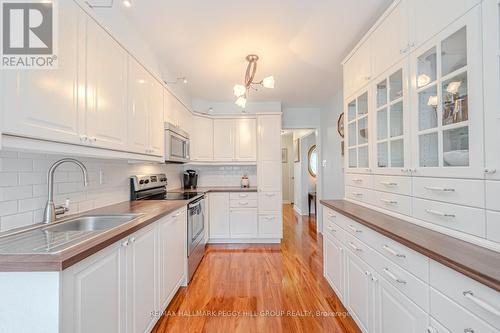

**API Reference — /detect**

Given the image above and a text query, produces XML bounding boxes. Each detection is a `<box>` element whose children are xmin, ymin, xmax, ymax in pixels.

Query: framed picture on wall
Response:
<box><xmin>293</xmin><ymin>139</ymin><xmax>300</xmax><ymax>162</ymax></box>
<box><xmin>282</xmin><ymin>148</ymin><xmax>288</xmax><ymax>163</ymax></box>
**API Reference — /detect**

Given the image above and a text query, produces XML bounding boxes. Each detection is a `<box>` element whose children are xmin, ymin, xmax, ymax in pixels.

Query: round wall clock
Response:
<box><xmin>337</xmin><ymin>112</ymin><xmax>345</xmax><ymax>138</ymax></box>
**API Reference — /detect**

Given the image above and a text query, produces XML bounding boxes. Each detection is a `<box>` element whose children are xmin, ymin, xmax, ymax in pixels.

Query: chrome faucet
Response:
<box><xmin>43</xmin><ymin>158</ymin><xmax>89</xmax><ymax>224</ymax></box>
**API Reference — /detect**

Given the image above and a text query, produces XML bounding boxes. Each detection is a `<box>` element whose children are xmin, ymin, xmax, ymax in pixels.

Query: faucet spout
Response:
<box><xmin>43</xmin><ymin>158</ymin><xmax>88</xmax><ymax>224</ymax></box>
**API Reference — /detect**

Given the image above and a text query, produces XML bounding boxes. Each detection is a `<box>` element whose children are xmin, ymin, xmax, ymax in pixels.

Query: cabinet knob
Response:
<box><xmin>121</xmin><ymin>240</ymin><xmax>129</xmax><ymax>247</ymax></box>
<box><xmin>90</xmin><ymin>137</ymin><xmax>97</xmax><ymax>143</ymax></box>
<box><xmin>129</xmin><ymin>237</ymin><xmax>135</xmax><ymax>243</ymax></box>
<box><xmin>80</xmin><ymin>135</ymin><xmax>88</xmax><ymax>142</ymax></box>
<box><xmin>484</xmin><ymin>168</ymin><xmax>497</xmax><ymax>174</ymax></box>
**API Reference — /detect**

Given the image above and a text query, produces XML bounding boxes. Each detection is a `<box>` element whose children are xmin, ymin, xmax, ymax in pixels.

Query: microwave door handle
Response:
<box><xmin>186</xmin><ymin>140</ymin><xmax>190</xmax><ymax>159</ymax></box>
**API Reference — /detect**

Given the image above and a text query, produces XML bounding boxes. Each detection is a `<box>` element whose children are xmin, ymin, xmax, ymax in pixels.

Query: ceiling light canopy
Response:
<box><xmin>123</xmin><ymin>0</ymin><xmax>132</xmax><ymax>7</ymax></box>
<box><xmin>233</xmin><ymin>55</ymin><xmax>274</xmax><ymax>107</ymax></box>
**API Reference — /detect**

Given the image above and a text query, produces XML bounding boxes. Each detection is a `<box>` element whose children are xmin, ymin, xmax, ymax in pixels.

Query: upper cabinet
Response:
<box><xmin>212</xmin><ymin>118</ymin><xmax>257</xmax><ymax>162</ymax></box>
<box><xmin>346</xmin><ymin>89</ymin><xmax>371</xmax><ymax>173</ymax></box>
<box><xmin>213</xmin><ymin>119</ymin><xmax>234</xmax><ymax>161</ymax></box>
<box><xmin>1</xmin><ymin>0</ymin><xmax>82</xmax><ymax>145</ymax></box>
<box><xmin>344</xmin><ymin>41</ymin><xmax>372</xmax><ymax>99</ymax></box>
<box><xmin>190</xmin><ymin>115</ymin><xmax>214</xmax><ymax>161</ymax></box>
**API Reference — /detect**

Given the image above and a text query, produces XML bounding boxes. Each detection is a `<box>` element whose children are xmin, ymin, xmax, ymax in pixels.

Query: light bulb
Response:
<box><xmin>262</xmin><ymin>76</ymin><xmax>275</xmax><ymax>89</ymax></box>
<box><xmin>446</xmin><ymin>81</ymin><xmax>461</xmax><ymax>94</ymax></box>
<box><xmin>233</xmin><ymin>84</ymin><xmax>246</xmax><ymax>97</ymax></box>
<box><xmin>235</xmin><ymin>96</ymin><xmax>247</xmax><ymax>108</ymax></box>
<box><xmin>123</xmin><ymin>0</ymin><xmax>132</xmax><ymax>7</ymax></box>
<box><xmin>417</xmin><ymin>74</ymin><xmax>431</xmax><ymax>88</ymax></box>
<box><xmin>427</xmin><ymin>95</ymin><xmax>438</xmax><ymax>107</ymax></box>
<box><xmin>182</xmin><ymin>77</ymin><xmax>188</xmax><ymax>84</ymax></box>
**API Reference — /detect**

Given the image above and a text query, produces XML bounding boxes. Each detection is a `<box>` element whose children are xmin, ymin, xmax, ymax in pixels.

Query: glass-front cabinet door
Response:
<box><xmin>410</xmin><ymin>7</ymin><xmax>484</xmax><ymax>179</ymax></box>
<box><xmin>373</xmin><ymin>61</ymin><xmax>410</xmax><ymax>175</ymax></box>
<box><xmin>346</xmin><ymin>89</ymin><xmax>371</xmax><ymax>173</ymax></box>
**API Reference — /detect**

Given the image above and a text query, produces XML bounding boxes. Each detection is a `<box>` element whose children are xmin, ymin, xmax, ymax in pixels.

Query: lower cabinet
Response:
<box><xmin>229</xmin><ymin>208</ymin><xmax>258</xmax><ymax>238</ymax></box>
<box><xmin>209</xmin><ymin>193</ymin><xmax>230</xmax><ymax>239</ymax></box>
<box><xmin>324</xmin><ymin>235</ymin><xmax>344</xmax><ymax>300</ymax></box>
<box><xmin>62</xmin><ymin>209</ymin><xmax>187</xmax><ymax>333</ymax></box>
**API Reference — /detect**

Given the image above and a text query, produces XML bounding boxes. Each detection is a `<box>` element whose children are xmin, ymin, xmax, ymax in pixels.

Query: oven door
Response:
<box><xmin>187</xmin><ymin>198</ymin><xmax>205</xmax><ymax>255</ymax></box>
<box><xmin>166</xmin><ymin>130</ymin><xmax>190</xmax><ymax>163</ymax></box>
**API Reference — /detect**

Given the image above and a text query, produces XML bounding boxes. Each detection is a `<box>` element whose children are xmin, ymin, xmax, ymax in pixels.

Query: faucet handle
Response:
<box><xmin>55</xmin><ymin>199</ymin><xmax>70</xmax><ymax>216</ymax></box>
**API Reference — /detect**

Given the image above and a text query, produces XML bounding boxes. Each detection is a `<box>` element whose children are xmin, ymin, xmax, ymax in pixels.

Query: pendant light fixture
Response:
<box><xmin>233</xmin><ymin>55</ymin><xmax>274</xmax><ymax>108</ymax></box>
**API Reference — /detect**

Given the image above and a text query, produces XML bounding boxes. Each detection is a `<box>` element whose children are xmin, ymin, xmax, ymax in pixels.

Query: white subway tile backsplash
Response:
<box><xmin>185</xmin><ymin>165</ymin><xmax>257</xmax><ymax>187</ymax></box>
<box><xmin>0</xmin><ymin>151</ymin><xmax>184</xmax><ymax>232</ymax></box>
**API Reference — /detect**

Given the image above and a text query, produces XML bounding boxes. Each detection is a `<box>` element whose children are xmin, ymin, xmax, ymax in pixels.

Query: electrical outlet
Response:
<box><xmin>322</xmin><ymin>160</ymin><xmax>327</xmax><ymax>167</ymax></box>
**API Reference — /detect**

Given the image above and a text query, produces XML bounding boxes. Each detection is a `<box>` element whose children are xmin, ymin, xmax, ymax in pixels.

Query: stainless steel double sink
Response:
<box><xmin>42</xmin><ymin>214</ymin><xmax>141</xmax><ymax>232</ymax></box>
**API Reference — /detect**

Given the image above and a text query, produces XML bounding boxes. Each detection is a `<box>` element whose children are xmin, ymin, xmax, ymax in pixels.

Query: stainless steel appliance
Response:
<box><xmin>130</xmin><ymin>174</ymin><xmax>206</xmax><ymax>282</ymax></box>
<box><xmin>165</xmin><ymin>122</ymin><xmax>190</xmax><ymax>163</ymax></box>
<box><xmin>183</xmin><ymin>170</ymin><xmax>198</xmax><ymax>189</ymax></box>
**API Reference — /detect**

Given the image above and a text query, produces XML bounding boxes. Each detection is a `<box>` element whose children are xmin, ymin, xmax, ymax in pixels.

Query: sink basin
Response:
<box><xmin>43</xmin><ymin>214</ymin><xmax>142</xmax><ymax>233</ymax></box>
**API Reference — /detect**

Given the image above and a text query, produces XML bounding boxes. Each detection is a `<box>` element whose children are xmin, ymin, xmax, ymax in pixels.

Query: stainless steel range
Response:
<box><xmin>130</xmin><ymin>174</ymin><xmax>206</xmax><ymax>282</ymax></box>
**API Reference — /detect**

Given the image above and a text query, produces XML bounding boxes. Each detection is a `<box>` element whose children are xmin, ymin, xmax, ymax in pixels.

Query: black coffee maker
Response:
<box><xmin>183</xmin><ymin>170</ymin><xmax>198</xmax><ymax>189</ymax></box>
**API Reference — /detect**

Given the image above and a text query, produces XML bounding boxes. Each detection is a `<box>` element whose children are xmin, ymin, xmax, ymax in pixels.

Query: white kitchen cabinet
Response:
<box><xmin>213</xmin><ymin>119</ymin><xmax>234</xmax><ymax>161</ymax></box>
<box><xmin>126</xmin><ymin>223</ymin><xmax>158</xmax><ymax>333</ymax></box>
<box><xmin>258</xmin><ymin>161</ymin><xmax>282</xmax><ymax>192</ymax></box>
<box><xmin>345</xmin><ymin>89</ymin><xmax>371</xmax><ymax>173</ymax></box>
<box><xmin>324</xmin><ymin>235</ymin><xmax>345</xmax><ymax>300</ymax></box>
<box><xmin>85</xmin><ymin>17</ymin><xmax>128</xmax><ymax>151</ymax></box>
<box><xmin>257</xmin><ymin>115</ymin><xmax>281</xmax><ymax>162</ymax></box>
<box><xmin>163</xmin><ymin>89</ymin><xmax>179</xmax><ymax>127</ymax></box>
<box><xmin>410</xmin><ymin>0</ymin><xmax>481</xmax><ymax>49</ymax></box>
<box><xmin>1</xmin><ymin>0</ymin><xmax>82</xmax><ymax>145</ymax></box>
<box><xmin>345</xmin><ymin>249</ymin><xmax>375</xmax><ymax>333</ymax></box>
<box><xmin>127</xmin><ymin>58</ymin><xmax>150</xmax><ymax>154</ymax></box>
<box><xmin>344</xmin><ymin>40</ymin><xmax>372</xmax><ymax>99</ymax></box>
<box><xmin>229</xmin><ymin>208</ymin><xmax>258</xmax><ymax>238</ymax></box>
<box><xmin>149</xmin><ymin>80</ymin><xmax>165</xmax><ymax>156</ymax></box>
<box><xmin>258</xmin><ymin>214</ymin><xmax>282</xmax><ymax>238</ymax></box>
<box><xmin>62</xmin><ymin>241</ymin><xmax>126</xmax><ymax>333</ymax></box>
<box><xmin>409</xmin><ymin>7</ymin><xmax>484</xmax><ymax>179</ymax></box>
<box><xmin>373</xmin><ymin>271</ymin><xmax>428</xmax><ymax>333</ymax></box>
<box><xmin>234</xmin><ymin>118</ymin><xmax>257</xmax><ymax>161</ymax></box>
<box><xmin>370</xmin><ymin>0</ymin><xmax>409</xmax><ymax>78</ymax></box>
<box><xmin>209</xmin><ymin>193</ymin><xmax>230</xmax><ymax>239</ymax></box>
<box><xmin>483</xmin><ymin>0</ymin><xmax>500</xmax><ymax>180</ymax></box>
<box><xmin>373</xmin><ymin>60</ymin><xmax>411</xmax><ymax>175</ymax></box>
<box><xmin>159</xmin><ymin>210</ymin><xmax>186</xmax><ymax>310</ymax></box>
<box><xmin>191</xmin><ymin>115</ymin><xmax>214</xmax><ymax>161</ymax></box>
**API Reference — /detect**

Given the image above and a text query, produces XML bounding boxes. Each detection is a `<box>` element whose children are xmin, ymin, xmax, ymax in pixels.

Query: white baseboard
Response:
<box><xmin>208</xmin><ymin>238</ymin><xmax>281</xmax><ymax>244</ymax></box>
<box><xmin>282</xmin><ymin>200</ymin><xmax>291</xmax><ymax>204</ymax></box>
<box><xmin>293</xmin><ymin>205</ymin><xmax>302</xmax><ymax>215</ymax></box>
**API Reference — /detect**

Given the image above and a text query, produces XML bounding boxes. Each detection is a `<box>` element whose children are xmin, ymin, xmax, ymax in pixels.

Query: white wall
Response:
<box><xmin>281</xmin><ymin>133</ymin><xmax>294</xmax><ymax>203</ymax></box>
<box><xmin>320</xmin><ymin>90</ymin><xmax>344</xmax><ymax>200</ymax></box>
<box><xmin>0</xmin><ymin>150</ymin><xmax>182</xmax><ymax>232</ymax></box>
<box><xmin>282</xmin><ymin>107</ymin><xmax>321</xmax><ymax>129</ymax></box>
<box><xmin>182</xmin><ymin>165</ymin><xmax>256</xmax><ymax>188</ymax></box>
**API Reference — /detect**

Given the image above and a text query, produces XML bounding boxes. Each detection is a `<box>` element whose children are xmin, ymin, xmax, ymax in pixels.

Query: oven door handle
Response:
<box><xmin>189</xmin><ymin>201</ymin><xmax>202</xmax><ymax>209</ymax></box>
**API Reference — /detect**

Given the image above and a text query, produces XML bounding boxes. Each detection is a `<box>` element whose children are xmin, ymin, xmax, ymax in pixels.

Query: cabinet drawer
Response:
<box><xmin>413</xmin><ymin>198</ymin><xmax>486</xmax><ymax>237</ymax></box>
<box><xmin>258</xmin><ymin>192</ymin><xmax>282</xmax><ymax>212</ymax></box>
<box><xmin>413</xmin><ymin>177</ymin><xmax>485</xmax><ymax>208</ymax></box>
<box><xmin>372</xmin><ymin>190</ymin><xmax>411</xmax><ymax>216</ymax></box>
<box><xmin>345</xmin><ymin>232</ymin><xmax>429</xmax><ymax>311</ymax></box>
<box><xmin>258</xmin><ymin>214</ymin><xmax>282</xmax><ymax>237</ymax></box>
<box><xmin>345</xmin><ymin>186</ymin><xmax>373</xmax><ymax>205</ymax></box>
<box><xmin>429</xmin><ymin>317</ymin><xmax>451</xmax><ymax>333</ymax></box>
<box><xmin>363</xmin><ymin>228</ymin><xmax>429</xmax><ymax>283</ymax></box>
<box><xmin>230</xmin><ymin>200</ymin><xmax>257</xmax><ymax>208</ymax></box>
<box><xmin>345</xmin><ymin>173</ymin><xmax>373</xmax><ymax>188</ymax></box>
<box><xmin>486</xmin><ymin>181</ymin><xmax>500</xmax><ymax>211</ymax></box>
<box><xmin>430</xmin><ymin>261</ymin><xmax>500</xmax><ymax>329</ymax></box>
<box><xmin>373</xmin><ymin>175</ymin><xmax>411</xmax><ymax>195</ymax></box>
<box><xmin>230</xmin><ymin>192</ymin><xmax>258</xmax><ymax>201</ymax></box>
<box><xmin>430</xmin><ymin>288</ymin><xmax>498</xmax><ymax>333</ymax></box>
<box><xmin>335</xmin><ymin>213</ymin><xmax>373</xmax><ymax>245</ymax></box>
<box><xmin>486</xmin><ymin>210</ymin><xmax>500</xmax><ymax>244</ymax></box>
<box><xmin>324</xmin><ymin>219</ymin><xmax>345</xmax><ymax>243</ymax></box>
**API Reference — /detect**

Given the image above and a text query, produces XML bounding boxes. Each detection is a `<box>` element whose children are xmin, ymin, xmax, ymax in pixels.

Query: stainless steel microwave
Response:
<box><xmin>165</xmin><ymin>122</ymin><xmax>190</xmax><ymax>163</ymax></box>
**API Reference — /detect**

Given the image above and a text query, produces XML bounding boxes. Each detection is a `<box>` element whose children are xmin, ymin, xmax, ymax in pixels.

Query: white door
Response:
<box><xmin>234</xmin><ymin>118</ymin><xmax>257</xmax><ymax>161</ymax></box>
<box><xmin>62</xmin><ymin>242</ymin><xmax>125</xmax><ymax>333</ymax></box>
<box><xmin>345</xmin><ymin>89</ymin><xmax>371</xmax><ymax>174</ymax></box>
<box><xmin>127</xmin><ymin>225</ymin><xmax>157</xmax><ymax>333</ymax></box>
<box><xmin>149</xmin><ymin>80</ymin><xmax>164</xmax><ymax>156</ymax></box>
<box><xmin>370</xmin><ymin>0</ymin><xmax>409</xmax><ymax>78</ymax></box>
<box><xmin>258</xmin><ymin>115</ymin><xmax>281</xmax><ymax>161</ymax></box>
<box><xmin>213</xmin><ymin>119</ymin><xmax>234</xmax><ymax>161</ymax></box>
<box><xmin>410</xmin><ymin>8</ymin><xmax>484</xmax><ymax>179</ymax></box>
<box><xmin>345</xmin><ymin>250</ymin><xmax>374</xmax><ymax>333</ymax></box>
<box><xmin>209</xmin><ymin>193</ymin><xmax>230</xmax><ymax>238</ymax></box>
<box><xmin>410</xmin><ymin>0</ymin><xmax>481</xmax><ymax>48</ymax></box>
<box><xmin>191</xmin><ymin>116</ymin><xmax>213</xmax><ymax>161</ymax></box>
<box><xmin>324</xmin><ymin>236</ymin><xmax>344</xmax><ymax>300</ymax></box>
<box><xmin>373</xmin><ymin>272</ymin><xmax>428</xmax><ymax>333</ymax></box>
<box><xmin>1</xmin><ymin>0</ymin><xmax>82</xmax><ymax>144</ymax></box>
<box><xmin>159</xmin><ymin>211</ymin><xmax>186</xmax><ymax>310</ymax></box>
<box><xmin>230</xmin><ymin>208</ymin><xmax>258</xmax><ymax>238</ymax></box>
<box><xmin>373</xmin><ymin>60</ymin><xmax>411</xmax><ymax>175</ymax></box>
<box><xmin>127</xmin><ymin>58</ymin><xmax>150</xmax><ymax>154</ymax></box>
<box><xmin>85</xmin><ymin>18</ymin><xmax>128</xmax><ymax>151</ymax></box>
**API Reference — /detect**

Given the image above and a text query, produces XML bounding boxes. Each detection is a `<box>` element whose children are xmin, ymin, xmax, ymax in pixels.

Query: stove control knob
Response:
<box><xmin>144</xmin><ymin>180</ymin><xmax>149</xmax><ymax>184</ymax></box>
<box><xmin>139</xmin><ymin>180</ymin><xmax>145</xmax><ymax>185</ymax></box>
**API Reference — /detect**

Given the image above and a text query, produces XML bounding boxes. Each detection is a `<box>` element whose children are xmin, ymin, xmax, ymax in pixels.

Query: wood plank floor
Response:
<box><xmin>152</xmin><ymin>204</ymin><xmax>360</xmax><ymax>333</ymax></box>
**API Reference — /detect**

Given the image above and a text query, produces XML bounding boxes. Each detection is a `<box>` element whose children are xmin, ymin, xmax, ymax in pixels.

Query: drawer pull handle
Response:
<box><xmin>352</xmin><ymin>192</ymin><xmax>363</xmax><ymax>197</ymax></box>
<box><xmin>239</xmin><ymin>194</ymin><xmax>249</xmax><ymax>198</ymax></box>
<box><xmin>424</xmin><ymin>186</ymin><xmax>455</xmax><ymax>192</ymax></box>
<box><xmin>380</xmin><ymin>181</ymin><xmax>398</xmax><ymax>186</ymax></box>
<box><xmin>427</xmin><ymin>327</ymin><xmax>438</xmax><ymax>333</ymax></box>
<box><xmin>239</xmin><ymin>201</ymin><xmax>249</xmax><ymax>205</ymax></box>
<box><xmin>464</xmin><ymin>329</ymin><xmax>474</xmax><ymax>333</ymax></box>
<box><xmin>352</xmin><ymin>179</ymin><xmax>363</xmax><ymax>183</ymax></box>
<box><xmin>463</xmin><ymin>291</ymin><xmax>500</xmax><ymax>318</ymax></box>
<box><xmin>265</xmin><ymin>193</ymin><xmax>276</xmax><ymax>197</ymax></box>
<box><xmin>425</xmin><ymin>209</ymin><xmax>455</xmax><ymax>218</ymax></box>
<box><xmin>264</xmin><ymin>216</ymin><xmax>276</xmax><ymax>220</ymax></box>
<box><xmin>327</xmin><ymin>212</ymin><xmax>336</xmax><ymax>218</ymax></box>
<box><xmin>348</xmin><ymin>242</ymin><xmax>362</xmax><ymax>252</ymax></box>
<box><xmin>347</xmin><ymin>225</ymin><xmax>362</xmax><ymax>233</ymax></box>
<box><xmin>327</xmin><ymin>224</ymin><xmax>337</xmax><ymax>232</ymax></box>
<box><xmin>380</xmin><ymin>199</ymin><xmax>398</xmax><ymax>205</ymax></box>
<box><xmin>382</xmin><ymin>268</ymin><xmax>406</xmax><ymax>284</ymax></box>
<box><xmin>382</xmin><ymin>245</ymin><xmax>406</xmax><ymax>258</ymax></box>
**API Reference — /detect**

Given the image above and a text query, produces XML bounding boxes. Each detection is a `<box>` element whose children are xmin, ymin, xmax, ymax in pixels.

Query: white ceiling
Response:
<box><xmin>122</xmin><ymin>0</ymin><xmax>392</xmax><ymax>107</ymax></box>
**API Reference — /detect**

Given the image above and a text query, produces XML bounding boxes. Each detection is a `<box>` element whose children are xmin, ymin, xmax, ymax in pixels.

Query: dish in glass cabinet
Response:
<box><xmin>443</xmin><ymin>149</ymin><xmax>469</xmax><ymax>166</ymax></box>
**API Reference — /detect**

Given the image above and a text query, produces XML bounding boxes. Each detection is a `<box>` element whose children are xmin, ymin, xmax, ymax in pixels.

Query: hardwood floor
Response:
<box><xmin>152</xmin><ymin>204</ymin><xmax>360</xmax><ymax>333</ymax></box>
